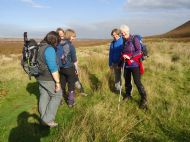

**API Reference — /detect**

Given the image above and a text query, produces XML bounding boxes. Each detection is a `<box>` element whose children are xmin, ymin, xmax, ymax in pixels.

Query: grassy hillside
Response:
<box><xmin>162</xmin><ymin>21</ymin><xmax>190</xmax><ymax>38</ymax></box>
<box><xmin>147</xmin><ymin>20</ymin><xmax>190</xmax><ymax>39</ymax></box>
<box><xmin>0</xmin><ymin>40</ymin><xmax>190</xmax><ymax>142</ymax></box>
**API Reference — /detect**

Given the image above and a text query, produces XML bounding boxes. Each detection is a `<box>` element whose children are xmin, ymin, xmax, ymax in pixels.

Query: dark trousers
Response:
<box><xmin>60</xmin><ymin>67</ymin><xmax>76</xmax><ymax>94</ymax></box>
<box><xmin>124</xmin><ymin>67</ymin><xmax>147</xmax><ymax>100</ymax></box>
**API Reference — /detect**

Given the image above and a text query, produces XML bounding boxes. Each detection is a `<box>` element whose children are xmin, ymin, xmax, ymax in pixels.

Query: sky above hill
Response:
<box><xmin>0</xmin><ymin>0</ymin><xmax>190</xmax><ymax>39</ymax></box>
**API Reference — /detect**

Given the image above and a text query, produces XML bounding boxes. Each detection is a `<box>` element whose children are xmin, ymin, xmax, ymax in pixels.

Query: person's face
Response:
<box><xmin>58</xmin><ymin>31</ymin><xmax>64</xmax><ymax>40</ymax></box>
<box><xmin>70</xmin><ymin>35</ymin><xmax>76</xmax><ymax>41</ymax></box>
<box><xmin>112</xmin><ymin>32</ymin><xmax>120</xmax><ymax>40</ymax></box>
<box><xmin>121</xmin><ymin>31</ymin><xmax>129</xmax><ymax>39</ymax></box>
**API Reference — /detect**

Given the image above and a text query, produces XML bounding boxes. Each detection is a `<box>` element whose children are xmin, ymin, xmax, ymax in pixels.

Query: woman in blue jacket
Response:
<box><xmin>109</xmin><ymin>28</ymin><xmax>123</xmax><ymax>92</ymax></box>
<box><xmin>57</xmin><ymin>29</ymin><xmax>78</xmax><ymax>107</ymax></box>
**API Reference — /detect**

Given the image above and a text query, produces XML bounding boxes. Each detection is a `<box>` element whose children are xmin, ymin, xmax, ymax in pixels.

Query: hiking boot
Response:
<box><xmin>123</xmin><ymin>96</ymin><xmax>132</xmax><ymax>102</ymax></box>
<box><xmin>139</xmin><ymin>99</ymin><xmax>148</xmax><ymax>110</ymax></box>
<box><xmin>46</xmin><ymin>121</ymin><xmax>58</xmax><ymax>128</ymax></box>
<box><xmin>41</xmin><ymin>120</ymin><xmax>58</xmax><ymax>128</ymax></box>
<box><xmin>68</xmin><ymin>91</ymin><xmax>75</xmax><ymax>107</ymax></box>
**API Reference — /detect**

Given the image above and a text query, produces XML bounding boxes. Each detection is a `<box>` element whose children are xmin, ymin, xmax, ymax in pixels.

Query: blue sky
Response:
<box><xmin>0</xmin><ymin>0</ymin><xmax>190</xmax><ymax>38</ymax></box>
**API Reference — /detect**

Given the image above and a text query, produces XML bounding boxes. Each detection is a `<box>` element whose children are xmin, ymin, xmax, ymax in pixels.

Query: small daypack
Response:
<box><xmin>132</xmin><ymin>35</ymin><xmax>149</xmax><ymax>61</ymax></box>
<box><xmin>21</xmin><ymin>32</ymin><xmax>41</xmax><ymax>79</ymax></box>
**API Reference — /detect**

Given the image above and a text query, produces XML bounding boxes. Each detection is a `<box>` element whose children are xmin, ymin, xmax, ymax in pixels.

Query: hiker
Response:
<box><xmin>57</xmin><ymin>29</ymin><xmax>78</xmax><ymax>107</ymax></box>
<box><xmin>56</xmin><ymin>28</ymin><xmax>64</xmax><ymax>40</ymax></box>
<box><xmin>56</xmin><ymin>28</ymin><xmax>87</xmax><ymax>96</ymax></box>
<box><xmin>109</xmin><ymin>28</ymin><xmax>123</xmax><ymax>92</ymax></box>
<box><xmin>120</xmin><ymin>25</ymin><xmax>148</xmax><ymax>109</ymax></box>
<box><xmin>36</xmin><ymin>31</ymin><xmax>62</xmax><ymax>127</ymax></box>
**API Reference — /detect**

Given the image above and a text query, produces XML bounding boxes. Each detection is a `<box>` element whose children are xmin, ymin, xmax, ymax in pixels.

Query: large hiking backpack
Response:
<box><xmin>132</xmin><ymin>35</ymin><xmax>148</xmax><ymax>61</ymax></box>
<box><xmin>21</xmin><ymin>32</ymin><xmax>41</xmax><ymax>79</ymax></box>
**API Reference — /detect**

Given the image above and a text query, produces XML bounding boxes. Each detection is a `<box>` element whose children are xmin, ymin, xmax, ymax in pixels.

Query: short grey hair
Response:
<box><xmin>120</xmin><ymin>25</ymin><xmax>130</xmax><ymax>34</ymax></box>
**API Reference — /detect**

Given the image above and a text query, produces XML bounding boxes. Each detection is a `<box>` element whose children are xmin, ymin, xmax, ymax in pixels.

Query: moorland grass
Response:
<box><xmin>0</xmin><ymin>41</ymin><xmax>190</xmax><ymax>142</ymax></box>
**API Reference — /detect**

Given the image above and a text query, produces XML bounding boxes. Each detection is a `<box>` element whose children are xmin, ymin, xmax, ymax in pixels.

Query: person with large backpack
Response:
<box><xmin>109</xmin><ymin>28</ymin><xmax>124</xmax><ymax>93</ymax></box>
<box><xmin>120</xmin><ymin>25</ymin><xmax>148</xmax><ymax>109</ymax></box>
<box><xmin>57</xmin><ymin>29</ymin><xmax>78</xmax><ymax>108</ymax></box>
<box><xmin>36</xmin><ymin>31</ymin><xmax>62</xmax><ymax>127</ymax></box>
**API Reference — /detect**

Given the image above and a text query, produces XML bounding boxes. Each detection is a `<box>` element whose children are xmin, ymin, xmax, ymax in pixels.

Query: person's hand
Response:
<box><xmin>55</xmin><ymin>82</ymin><xmax>61</xmax><ymax>92</ymax></box>
<box><xmin>123</xmin><ymin>55</ymin><xmax>130</xmax><ymax>60</ymax></box>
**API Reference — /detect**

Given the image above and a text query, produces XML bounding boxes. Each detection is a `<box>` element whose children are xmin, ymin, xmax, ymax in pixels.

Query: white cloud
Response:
<box><xmin>21</xmin><ymin>0</ymin><xmax>50</xmax><ymax>8</ymax></box>
<box><xmin>66</xmin><ymin>12</ymin><xmax>190</xmax><ymax>39</ymax></box>
<box><xmin>125</xmin><ymin>0</ymin><xmax>190</xmax><ymax>10</ymax></box>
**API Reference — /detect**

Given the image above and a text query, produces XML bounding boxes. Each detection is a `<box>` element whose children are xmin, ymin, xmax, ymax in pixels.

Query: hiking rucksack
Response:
<box><xmin>21</xmin><ymin>32</ymin><xmax>41</xmax><ymax>79</ymax></box>
<box><xmin>132</xmin><ymin>35</ymin><xmax>148</xmax><ymax>61</ymax></box>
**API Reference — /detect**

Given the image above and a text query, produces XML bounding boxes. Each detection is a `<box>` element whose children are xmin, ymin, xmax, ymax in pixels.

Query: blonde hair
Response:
<box><xmin>64</xmin><ymin>29</ymin><xmax>76</xmax><ymax>40</ymax></box>
<box><xmin>120</xmin><ymin>25</ymin><xmax>130</xmax><ymax>35</ymax></box>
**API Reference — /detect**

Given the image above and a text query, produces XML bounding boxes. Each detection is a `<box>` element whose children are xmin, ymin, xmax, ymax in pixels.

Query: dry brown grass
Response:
<box><xmin>0</xmin><ymin>39</ymin><xmax>111</xmax><ymax>55</ymax></box>
<box><xmin>73</xmin><ymin>39</ymin><xmax>111</xmax><ymax>47</ymax></box>
<box><xmin>0</xmin><ymin>41</ymin><xmax>23</xmax><ymax>55</ymax></box>
<box><xmin>144</xmin><ymin>37</ymin><xmax>190</xmax><ymax>43</ymax></box>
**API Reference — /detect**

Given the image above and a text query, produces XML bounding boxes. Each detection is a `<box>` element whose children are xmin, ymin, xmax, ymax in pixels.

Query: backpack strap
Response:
<box><xmin>131</xmin><ymin>35</ymin><xmax>137</xmax><ymax>51</ymax></box>
<box><xmin>131</xmin><ymin>35</ymin><xmax>143</xmax><ymax>60</ymax></box>
<box><xmin>62</xmin><ymin>40</ymin><xmax>70</xmax><ymax>57</ymax></box>
<box><xmin>131</xmin><ymin>35</ymin><xmax>143</xmax><ymax>54</ymax></box>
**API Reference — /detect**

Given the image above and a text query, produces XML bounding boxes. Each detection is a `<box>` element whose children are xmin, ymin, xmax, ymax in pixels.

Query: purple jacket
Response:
<box><xmin>122</xmin><ymin>35</ymin><xmax>141</xmax><ymax>67</ymax></box>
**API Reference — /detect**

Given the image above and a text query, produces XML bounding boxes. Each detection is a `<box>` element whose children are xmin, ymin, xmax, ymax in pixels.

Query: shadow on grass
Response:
<box><xmin>88</xmin><ymin>73</ymin><xmax>102</xmax><ymax>91</ymax></box>
<box><xmin>106</xmin><ymin>72</ymin><xmax>115</xmax><ymax>93</ymax></box>
<box><xmin>9</xmin><ymin>111</ymin><xmax>50</xmax><ymax>142</ymax></box>
<box><xmin>26</xmin><ymin>82</ymin><xmax>40</xmax><ymax>101</ymax></box>
<box><xmin>81</xmin><ymin>64</ymin><xmax>102</xmax><ymax>92</ymax></box>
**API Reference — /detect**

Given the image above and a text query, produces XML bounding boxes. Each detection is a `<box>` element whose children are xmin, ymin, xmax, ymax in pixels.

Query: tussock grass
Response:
<box><xmin>0</xmin><ymin>41</ymin><xmax>190</xmax><ymax>141</ymax></box>
<box><xmin>0</xmin><ymin>54</ymin><xmax>28</xmax><ymax>82</ymax></box>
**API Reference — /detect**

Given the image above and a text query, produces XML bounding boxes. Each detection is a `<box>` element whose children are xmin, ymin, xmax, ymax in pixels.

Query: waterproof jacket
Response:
<box><xmin>57</xmin><ymin>40</ymin><xmax>77</xmax><ymax>68</ymax></box>
<box><xmin>122</xmin><ymin>35</ymin><xmax>141</xmax><ymax>68</ymax></box>
<box><xmin>109</xmin><ymin>37</ymin><xmax>123</xmax><ymax>67</ymax></box>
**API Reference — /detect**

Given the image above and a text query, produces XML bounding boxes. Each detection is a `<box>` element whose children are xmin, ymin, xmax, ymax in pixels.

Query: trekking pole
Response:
<box><xmin>118</xmin><ymin>62</ymin><xmax>125</xmax><ymax>110</ymax></box>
